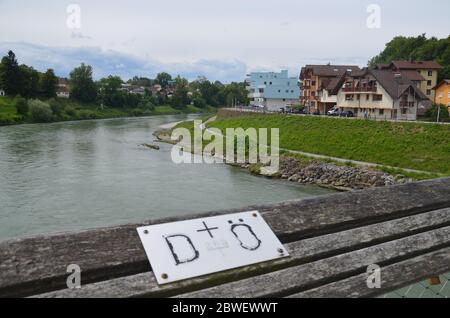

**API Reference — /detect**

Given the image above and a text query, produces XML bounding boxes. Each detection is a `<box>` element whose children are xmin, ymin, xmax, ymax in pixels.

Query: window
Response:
<box><xmin>428</xmin><ymin>71</ymin><xmax>433</xmax><ymax>77</ymax></box>
<box><xmin>426</xmin><ymin>89</ymin><xmax>431</xmax><ymax>96</ymax></box>
<box><xmin>259</xmin><ymin>88</ymin><xmax>264</xmax><ymax>93</ymax></box>
<box><xmin>357</xmin><ymin>95</ymin><xmax>360</xmax><ymax>100</ymax></box>
<box><xmin>427</xmin><ymin>80</ymin><xmax>432</xmax><ymax>86</ymax></box>
<box><xmin>311</xmin><ymin>91</ymin><xmax>316</xmax><ymax>96</ymax></box>
<box><xmin>379</xmin><ymin>109</ymin><xmax>384</xmax><ymax>115</ymax></box>
<box><xmin>264</xmin><ymin>82</ymin><xmax>267</xmax><ymax>85</ymax></box>
<box><xmin>345</xmin><ymin>94</ymin><xmax>354</xmax><ymax>101</ymax></box>
<box><xmin>311</xmin><ymin>81</ymin><xmax>316</xmax><ymax>86</ymax></box>
<box><xmin>270</xmin><ymin>82</ymin><xmax>272</xmax><ymax>85</ymax></box>
<box><xmin>278</xmin><ymin>90</ymin><xmax>281</xmax><ymax>93</ymax></box>
<box><xmin>373</xmin><ymin>94</ymin><xmax>383</xmax><ymax>101</ymax></box>
<box><xmin>291</xmin><ymin>90</ymin><xmax>294</xmax><ymax>93</ymax></box>
<box><xmin>402</xmin><ymin>108</ymin><xmax>407</xmax><ymax>115</ymax></box>
<box><xmin>366</xmin><ymin>94</ymin><xmax>370</xmax><ymax>101</ymax></box>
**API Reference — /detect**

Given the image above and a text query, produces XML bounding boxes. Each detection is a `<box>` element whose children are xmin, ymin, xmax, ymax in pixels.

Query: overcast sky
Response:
<box><xmin>0</xmin><ymin>0</ymin><xmax>449</xmax><ymax>82</ymax></box>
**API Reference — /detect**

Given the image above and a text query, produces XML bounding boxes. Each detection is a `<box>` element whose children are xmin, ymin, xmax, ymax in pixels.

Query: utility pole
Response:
<box><xmin>437</xmin><ymin>105</ymin><xmax>441</xmax><ymax>123</ymax></box>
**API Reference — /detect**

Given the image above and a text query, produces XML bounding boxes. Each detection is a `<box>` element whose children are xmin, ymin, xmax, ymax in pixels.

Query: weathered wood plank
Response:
<box><xmin>177</xmin><ymin>226</ymin><xmax>450</xmax><ymax>298</ymax></box>
<box><xmin>2</xmin><ymin>178</ymin><xmax>450</xmax><ymax>297</ymax></box>
<box><xmin>288</xmin><ymin>247</ymin><xmax>450</xmax><ymax>298</ymax></box>
<box><xmin>34</xmin><ymin>208</ymin><xmax>450</xmax><ymax>298</ymax></box>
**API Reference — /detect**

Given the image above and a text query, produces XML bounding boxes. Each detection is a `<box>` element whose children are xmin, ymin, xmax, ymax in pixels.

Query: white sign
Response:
<box><xmin>137</xmin><ymin>211</ymin><xmax>289</xmax><ymax>285</ymax></box>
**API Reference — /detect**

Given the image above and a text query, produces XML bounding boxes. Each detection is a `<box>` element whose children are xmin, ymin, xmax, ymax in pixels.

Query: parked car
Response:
<box><xmin>339</xmin><ymin>111</ymin><xmax>354</xmax><ymax>118</ymax></box>
<box><xmin>327</xmin><ymin>108</ymin><xmax>341</xmax><ymax>116</ymax></box>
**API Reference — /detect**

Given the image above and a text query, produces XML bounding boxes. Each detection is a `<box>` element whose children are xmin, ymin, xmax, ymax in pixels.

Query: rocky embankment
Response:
<box><xmin>252</xmin><ymin>157</ymin><xmax>411</xmax><ymax>191</ymax></box>
<box><xmin>155</xmin><ymin>127</ymin><xmax>411</xmax><ymax>192</ymax></box>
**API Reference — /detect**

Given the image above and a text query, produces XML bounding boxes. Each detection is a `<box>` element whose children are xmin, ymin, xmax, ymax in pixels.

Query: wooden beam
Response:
<box><xmin>1</xmin><ymin>178</ymin><xmax>450</xmax><ymax>297</ymax></box>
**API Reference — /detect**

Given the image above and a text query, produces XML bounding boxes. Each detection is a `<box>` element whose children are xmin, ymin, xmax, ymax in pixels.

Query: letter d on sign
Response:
<box><xmin>66</xmin><ymin>264</ymin><xmax>81</xmax><ymax>289</ymax></box>
<box><xmin>366</xmin><ymin>264</ymin><xmax>381</xmax><ymax>289</ymax></box>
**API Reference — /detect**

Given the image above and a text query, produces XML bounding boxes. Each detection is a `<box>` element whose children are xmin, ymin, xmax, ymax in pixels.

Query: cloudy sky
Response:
<box><xmin>0</xmin><ymin>0</ymin><xmax>449</xmax><ymax>82</ymax></box>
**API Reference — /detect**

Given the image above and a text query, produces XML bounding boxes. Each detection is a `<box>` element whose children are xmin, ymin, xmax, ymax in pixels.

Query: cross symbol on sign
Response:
<box><xmin>196</xmin><ymin>221</ymin><xmax>219</xmax><ymax>238</ymax></box>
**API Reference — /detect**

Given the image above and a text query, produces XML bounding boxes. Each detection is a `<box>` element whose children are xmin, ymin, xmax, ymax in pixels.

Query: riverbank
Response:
<box><xmin>0</xmin><ymin>96</ymin><xmax>215</xmax><ymax>126</ymax></box>
<box><xmin>154</xmin><ymin>111</ymin><xmax>447</xmax><ymax>191</ymax></box>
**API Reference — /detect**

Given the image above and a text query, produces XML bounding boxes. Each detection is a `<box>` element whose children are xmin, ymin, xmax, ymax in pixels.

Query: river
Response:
<box><xmin>0</xmin><ymin>114</ymin><xmax>333</xmax><ymax>241</ymax></box>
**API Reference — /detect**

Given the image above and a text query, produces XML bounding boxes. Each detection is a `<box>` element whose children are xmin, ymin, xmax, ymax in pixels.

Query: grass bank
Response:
<box><xmin>207</xmin><ymin>110</ymin><xmax>450</xmax><ymax>176</ymax></box>
<box><xmin>0</xmin><ymin>96</ymin><xmax>215</xmax><ymax>126</ymax></box>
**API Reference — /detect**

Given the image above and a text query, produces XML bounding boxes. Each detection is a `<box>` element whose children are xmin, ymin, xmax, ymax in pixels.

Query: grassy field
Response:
<box><xmin>206</xmin><ymin>111</ymin><xmax>450</xmax><ymax>175</ymax></box>
<box><xmin>0</xmin><ymin>96</ymin><xmax>213</xmax><ymax>126</ymax></box>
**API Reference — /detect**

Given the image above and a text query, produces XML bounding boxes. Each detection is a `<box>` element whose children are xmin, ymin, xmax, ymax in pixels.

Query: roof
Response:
<box><xmin>369</xmin><ymin>69</ymin><xmax>428</xmax><ymax>100</ymax></box>
<box><xmin>433</xmin><ymin>79</ymin><xmax>450</xmax><ymax>90</ymax></box>
<box><xmin>301</xmin><ymin>65</ymin><xmax>361</xmax><ymax>77</ymax></box>
<box><xmin>391</xmin><ymin>60</ymin><xmax>442</xmax><ymax>70</ymax></box>
<box><xmin>400</xmin><ymin>70</ymin><xmax>426</xmax><ymax>81</ymax></box>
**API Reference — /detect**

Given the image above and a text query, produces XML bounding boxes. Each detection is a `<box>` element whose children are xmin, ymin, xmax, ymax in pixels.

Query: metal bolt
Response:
<box><xmin>143</xmin><ymin>230</ymin><xmax>149</xmax><ymax>235</ymax></box>
<box><xmin>162</xmin><ymin>273</ymin><xmax>169</xmax><ymax>280</ymax></box>
<box><xmin>278</xmin><ymin>248</ymin><xmax>285</xmax><ymax>255</ymax></box>
<box><xmin>252</xmin><ymin>213</ymin><xmax>258</xmax><ymax>218</ymax></box>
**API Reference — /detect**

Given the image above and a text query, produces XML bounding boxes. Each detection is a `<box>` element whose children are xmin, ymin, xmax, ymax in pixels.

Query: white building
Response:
<box><xmin>329</xmin><ymin>68</ymin><xmax>428</xmax><ymax>121</ymax></box>
<box><xmin>56</xmin><ymin>78</ymin><xmax>70</xmax><ymax>98</ymax></box>
<box><xmin>247</xmin><ymin>70</ymin><xmax>300</xmax><ymax>111</ymax></box>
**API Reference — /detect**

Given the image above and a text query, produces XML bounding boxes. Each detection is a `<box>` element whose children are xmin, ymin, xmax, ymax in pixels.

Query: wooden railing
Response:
<box><xmin>1</xmin><ymin>178</ymin><xmax>450</xmax><ymax>298</ymax></box>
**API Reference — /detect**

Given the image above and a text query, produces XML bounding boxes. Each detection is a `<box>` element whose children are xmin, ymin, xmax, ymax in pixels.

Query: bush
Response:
<box><xmin>131</xmin><ymin>108</ymin><xmax>144</xmax><ymax>117</ymax></box>
<box><xmin>426</xmin><ymin>104</ymin><xmax>449</xmax><ymax>121</ymax></box>
<box><xmin>193</xmin><ymin>97</ymin><xmax>208</xmax><ymax>109</ymax></box>
<box><xmin>48</xmin><ymin>98</ymin><xmax>65</xmax><ymax>117</ymax></box>
<box><xmin>65</xmin><ymin>107</ymin><xmax>78</xmax><ymax>118</ymax></box>
<box><xmin>29</xmin><ymin>100</ymin><xmax>53</xmax><ymax>123</ymax></box>
<box><xmin>78</xmin><ymin>110</ymin><xmax>98</xmax><ymax>120</ymax></box>
<box><xmin>15</xmin><ymin>97</ymin><xmax>29</xmax><ymax>116</ymax></box>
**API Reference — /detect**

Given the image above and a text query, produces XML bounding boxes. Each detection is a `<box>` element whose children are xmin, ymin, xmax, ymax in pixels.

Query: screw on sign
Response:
<box><xmin>164</xmin><ymin>218</ymin><xmax>263</xmax><ymax>266</ymax></box>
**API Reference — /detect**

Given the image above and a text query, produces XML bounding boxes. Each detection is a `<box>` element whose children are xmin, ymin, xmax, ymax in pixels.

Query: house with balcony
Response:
<box><xmin>373</xmin><ymin>60</ymin><xmax>442</xmax><ymax>103</ymax></box>
<box><xmin>300</xmin><ymin>65</ymin><xmax>361</xmax><ymax>114</ymax></box>
<box><xmin>56</xmin><ymin>78</ymin><xmax>70</xmax><ymax>98</ymax></box>
<box><xmin>246</xmin><ymin>70</ymin><xmax>300</xmax><ymax>111</ymax></box>
<box><xmin>335</xmin><ymin>68</ymin><xmax>428</xmax><ymax>121</ymax></box>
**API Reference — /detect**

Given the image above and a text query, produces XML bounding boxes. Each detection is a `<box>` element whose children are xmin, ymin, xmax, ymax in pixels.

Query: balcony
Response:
<box><xmin>400</xmin><ymin>101</ymin><xmax>416</xmax><ymax>108</ymax></box>
<box><xmin>342</xmin><ymin>86</ymin><xmax>377</xmax><ymax>93</ymax></box>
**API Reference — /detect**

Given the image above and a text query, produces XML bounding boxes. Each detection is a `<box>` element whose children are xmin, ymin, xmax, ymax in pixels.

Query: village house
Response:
<box><xmin>335</xmin><ymin>68</ymin><xmax>428</xmax><ymax>121</ymax></box>
<box><xmin>300</xmin><ymin>65</ymin><xmax>361</xmax><ymax>114</ymax></box>
<box><xmin>372</xmin><ymin>60</ymin><xmax>442</xmax><ymax>102</ymax></box>
<box><xmin>434</xmin><ymin>79</ymin><xmax>450</xmax><ymax>110</ymax></box>
<box><xmin>246</xmin><ymin>70</ymin><xmax>300</xmax><ymax>112</ymax></box>
<box><xmin>56</xmin><ymin>78</ymin><xmax>70</xmax><ymax>98</ymax></box>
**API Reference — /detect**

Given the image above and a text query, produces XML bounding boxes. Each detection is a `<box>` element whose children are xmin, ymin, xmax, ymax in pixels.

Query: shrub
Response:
<box><xmin>78</xmin><ymin>110</ymin><xmax>98</xmax><ymax>120</ymax></box>
<box><xmin>15</xmin><ymin>97</ymin><xmax>29</xmax><ymax>116</ymax></box>
<box><xmin>48</xmin><ymin>98</ymin><xmax>65</xmax><ymax>117</ymax></box>
<box><xmin>29</xmin><ymin>100</ymin><xmax>53</xmax><ymax>123</ymax></box>
<box><xmin>65</xmin><ymin>107</ymin><xmax>78</xmax><ymax>118</ymax></box>
<box><xmin>426</xmin><ymin>104</ymin><xmax>449</xmax><ymax>121</ymax></box>
<box><xmin>131</xmin><ymin>108</ymin><xmax>144</xmax><ymax>117</ymax></box>
<box><xmin>193</xmin><ymin>97</ymin><xmax>208</xmax><ymax>109</ymax></box>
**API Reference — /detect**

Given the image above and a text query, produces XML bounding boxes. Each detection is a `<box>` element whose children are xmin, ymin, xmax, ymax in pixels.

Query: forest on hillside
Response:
<box><xmin>369</xmin><ymin>34</ymin><xmax>450</xmax><ymax>82</ymax></box>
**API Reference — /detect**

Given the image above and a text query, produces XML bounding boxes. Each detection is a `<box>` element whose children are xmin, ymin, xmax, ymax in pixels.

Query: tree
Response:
<box><xmin>69</xmin><ymin>63</ymin><xmax>97</xmax><ymax>103</ymax></box>
<box><xmin>15</xmin><ymin>97</ymin><xmax>29</xmax><ymax>116</ymax></box>
<box><xmin>171</xmin><ymin>76</ymin><xmax>190</xmax><ymax>109</ymax></box>
<box><xmin>29</xmin><ymin>100</ymin><xmax>53</xmax><ymax>123</ymax></box>
<box><xmin>155</xmin><ymin>72</ymin><xmax>172</xmax><ymax>89</ymax></box>
<box><xmin>0</xmin><ymin>51</ymin><xmax>21</xmax><ymax>96</ymax></box>
<box><xmin>98</xmin><ymin>75</ymin><xmax>123</xmax><ymax>107</ymax></box>
<box><xmin>18</xmin><ymin>65</ymin><xmax>40</xmax><ymax>98</ymax></box>
<box><xmin>40</xmin><ymin>69</ymin><xmax>58</xmax><ymax>98</ymax></box>
<box><xmin>369</xmin><ymin>35</ymin><xmax>450</xmax><ymax>82</ymax></box>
